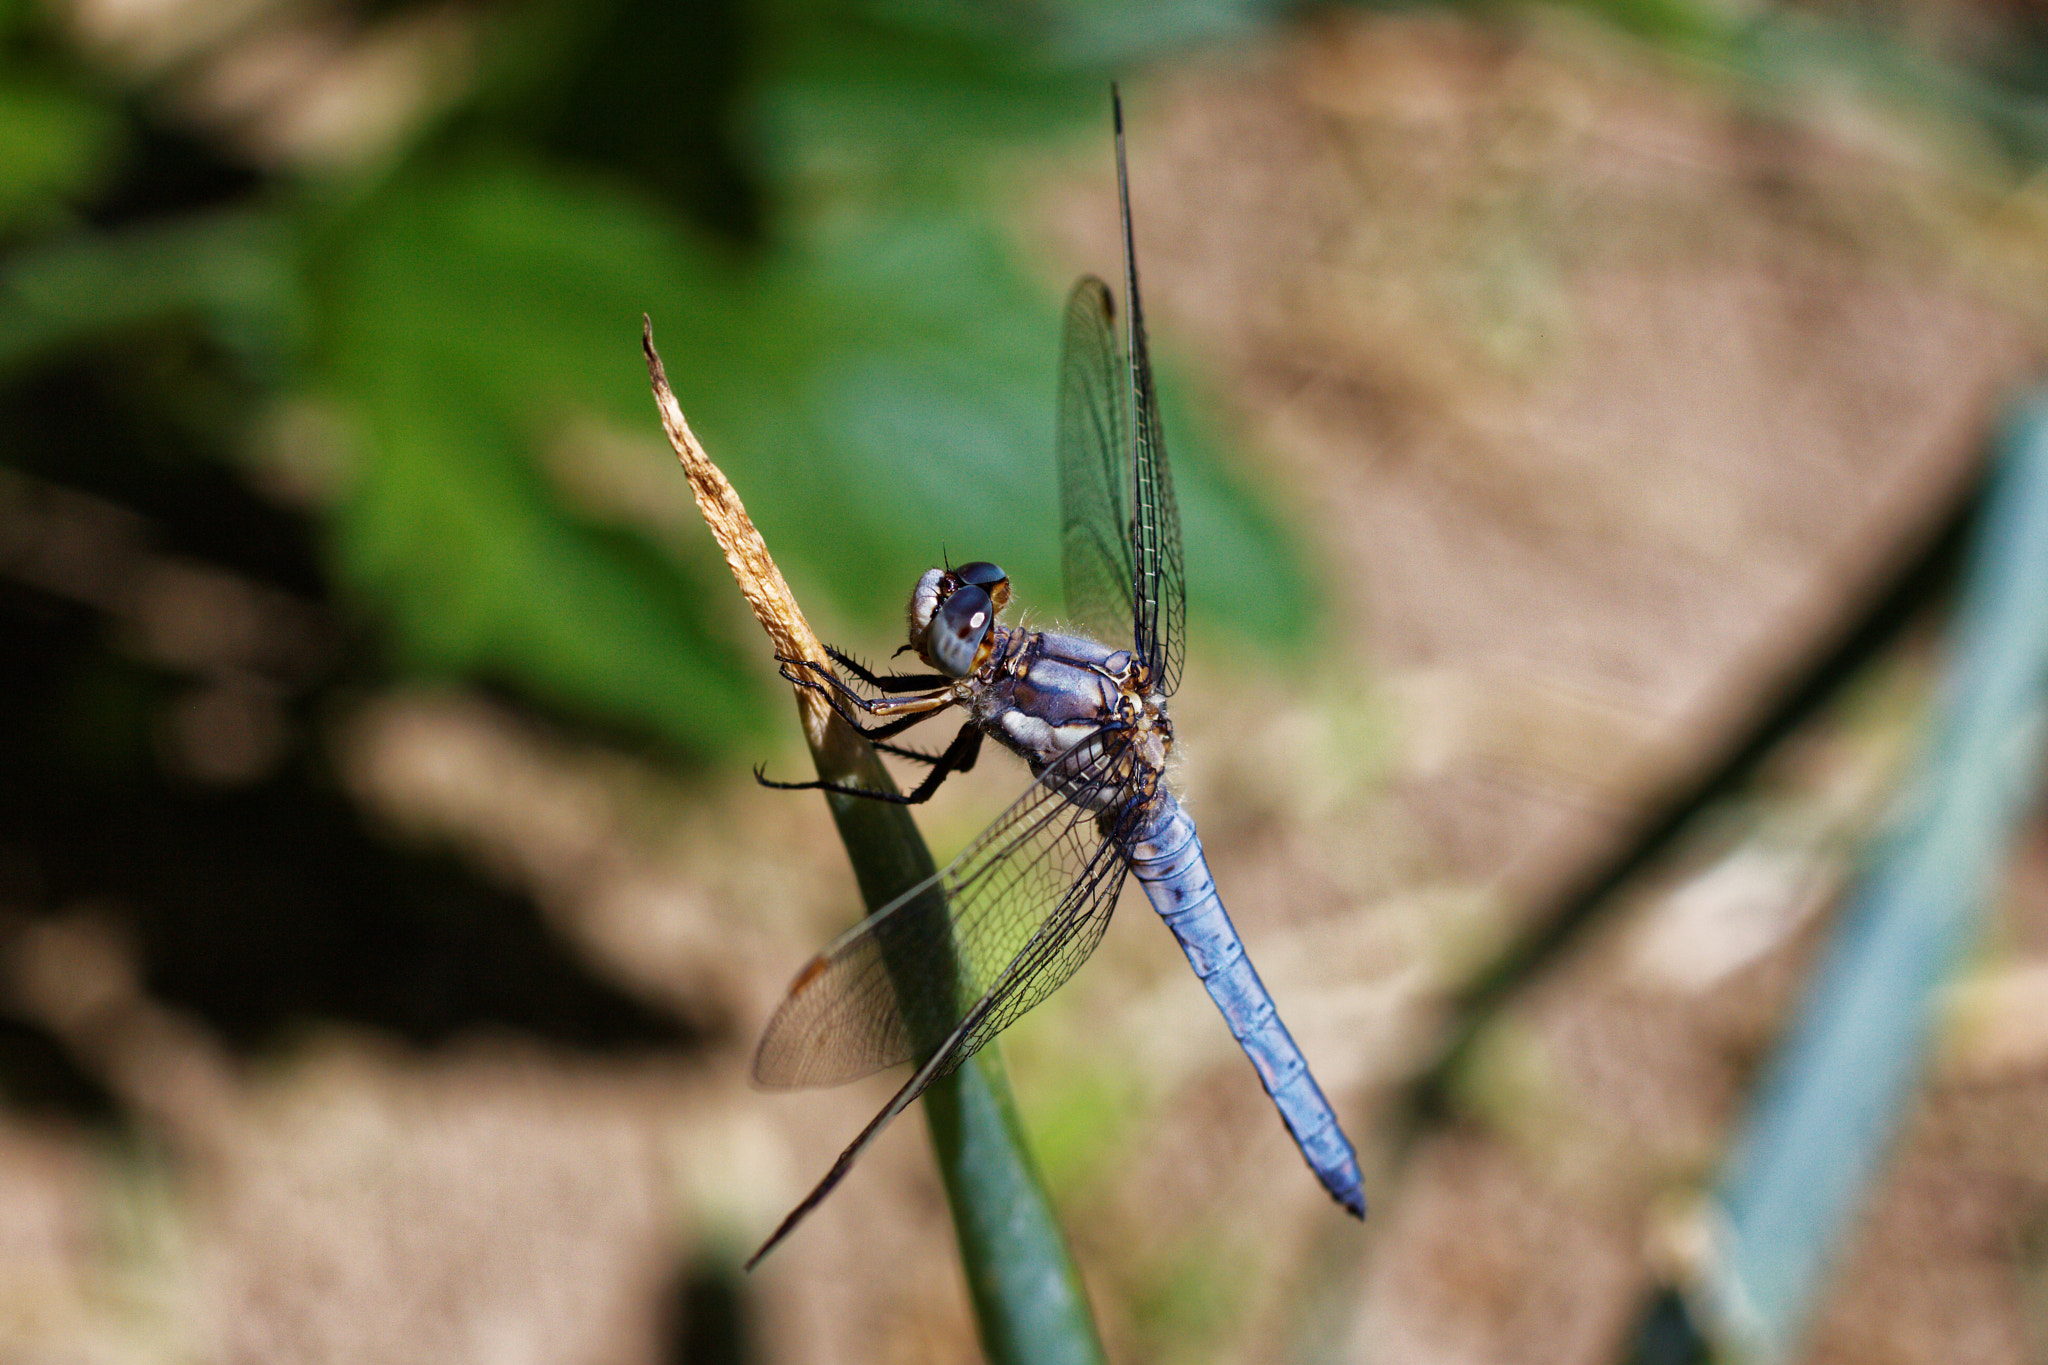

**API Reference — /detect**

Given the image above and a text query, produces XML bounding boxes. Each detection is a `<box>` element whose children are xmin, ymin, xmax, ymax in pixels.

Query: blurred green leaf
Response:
<box><xmin>1020</xmin><ymin>1061</ymin><xmax>1145</xmax><ymax>1193</ymax></box>
<box><xmin>314</xmin><ymin>92</ymin><xmax>1314</xmax><ymax>752</ymax></box>
<box><xmin>0</xmin><ymin>210</ymin><xmax>300</xmax><ymax>373</ymax></box>
<box><xmin>2</xmin><ymin>0</ymin><xmax>1321</xmax><ymax>760</ymax></box>
<box><xmin>319</xmin><ymin>154</ymin><xmax>765</xmax><ymax>750</ymax></box>
<box><xmin>0</xmin><ymin>76</ymin><xmax>123</xmax><ymax>231</ymax></box>
<box><xmin>1556</xmin><ymin>0</ymin><xmax>1739</xmax><ymax>55</ymax></box>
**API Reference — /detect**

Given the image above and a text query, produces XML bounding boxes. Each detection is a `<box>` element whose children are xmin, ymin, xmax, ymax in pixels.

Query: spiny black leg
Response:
<box><xmin>752</xmin><ymin>691</ymin><xmax>954</xmax><ymax>792</ymax></box>
<box><xmin>777</xmin><ymin>657</ymin><xmax>952</xmax><ymax>718</ymax></box>
<box><xmin>872</xmin><ymin>724</ymin><xmax>983</xmax><ymax>777</ymax></box>
<box><xmin>754</xmin><ymin>723</ymin><xmax>983</xmax><ymax>805</ymax></box>
<box><xmin>870</xmin><ymin>731</ymin><xmax>985</xmax><ymax>771</ymax></box>
<box><xmin>855</xmin><ymin>709</ymin><xmax>960</xmax><ymax>743</ymax></box>
<box><xmin>756</xmin><ymin>650</ymin><xmax>966</xmax><ymax>795</ymax></box>
<box><xmin>801</xmin><ymin>680</ymin><xmax>954</xmax><ymax>745</ymax></box>
<box><xmin>872</xmin><ymin>739</ymin><xmax>942</xmax><ymax>765</ymax></box>
<box><xmin>821</xmin><ymin>645</ymin><xmax>949</xmax><ymax>693</ymax></box>
<box><xmin>777</xmin><ymin>658</ymin><xmax>872</xmax><ymax>710</ymax></box>
<box><xmin>891</xmin><ymin>725</ymin><xmax>982</xmax><ymax>802</ymax></box>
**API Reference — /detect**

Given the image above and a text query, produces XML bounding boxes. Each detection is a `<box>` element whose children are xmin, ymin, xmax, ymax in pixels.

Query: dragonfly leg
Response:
<box><xmin>852</xmin><ymin>708</ymin><xmax>959</xmax><ymax>743</ymax></box>
<box><xmin>787</xmin><ymin>673</ymin><xmax>959</xmax><ymax>747</ymax></box>
<box><xmin>820</xmin><ymin>645</ymin><xmax>950</xmax><ymax>694</ymax></box>
<box><xmin>889</xmin><ymin>724</ymin><xmax>982</xmax><ymax>800</ymax></box>
<box><xmin>870</xmin><ymin>727</ymin><xmax>986</xmax><ymax>773</ymax></box>
<box><xmin>778</xmin><ymin>656</ymin><xmax>956</xmax><ymax>720</ymax></box>
<box><xmin>754</xmin><ymin>723</ymin><xmax>983</xmax><ymax>804</ymax></box>
<box><xmin>871</xmin><ymin>738</ymin><xmax>940</xmax><ymax>764</ymax></box>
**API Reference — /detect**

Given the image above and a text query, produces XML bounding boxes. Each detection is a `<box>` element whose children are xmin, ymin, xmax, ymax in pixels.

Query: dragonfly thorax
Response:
<box><xmin>970</xmin><ymin>627</ymin><xmax>1175</xmax><ymax>793</ymax></box>
<box><xmin>906</xmin><ymin>562</ymin><xmax>1012</xmax><ymax>677</ymax></box>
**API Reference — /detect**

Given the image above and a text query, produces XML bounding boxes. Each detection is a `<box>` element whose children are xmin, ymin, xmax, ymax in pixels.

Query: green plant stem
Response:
<box><xmin>818</xmin><ymin>776</ymin><xmax>1107</xmax><ymax>1365</ymax></box>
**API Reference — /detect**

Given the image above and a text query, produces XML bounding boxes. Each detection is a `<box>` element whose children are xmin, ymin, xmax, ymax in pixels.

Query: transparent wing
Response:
<box><xmin>1116</xmin><ymin>95</ymin><xmax>1187</xmax><ymax>696</ymax></box>
<box><xmin>752</xmin><ymin>732</ymin><xmax>1145</xmax><ymax>1090</ymax></box>
<box><xmin>745</xmin><ymin>736</ymin><xmax>1151</xmax><ymax>1267</ymax></box>
<box><xmin>1057</xmin><ymin>276</ymin><xmax>1135</xmax><ymax>653</ymax></box>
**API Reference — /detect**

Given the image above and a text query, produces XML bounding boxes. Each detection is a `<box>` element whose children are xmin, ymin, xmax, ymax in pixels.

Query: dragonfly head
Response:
<box><xmin>907</xmin><ymin>561</ymin><xmax>1011</xmax><ymax>677</ymax></box>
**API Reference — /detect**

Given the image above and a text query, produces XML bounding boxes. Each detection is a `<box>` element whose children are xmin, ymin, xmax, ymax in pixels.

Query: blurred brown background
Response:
<box><xmin>4</xmin><ymin>1</ymin><xmax>2048</xmax><ymax>1361</ymax></box>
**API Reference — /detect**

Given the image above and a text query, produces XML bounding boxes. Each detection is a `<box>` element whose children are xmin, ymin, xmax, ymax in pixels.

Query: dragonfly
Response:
<box><xmin>746</xmin><ymin>91</ymin><xmax>1365</xmax><ymax>1268</ymax></box>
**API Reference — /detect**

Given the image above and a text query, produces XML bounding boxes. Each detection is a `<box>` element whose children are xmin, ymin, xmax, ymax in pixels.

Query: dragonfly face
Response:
<box><xmin>745</xmin><ymin>91</ymin><xmax>1364</xmax><ymax>1270</ymax></box>
<box><xmin>906</xmin><ymin>561</ymin><xmax>1012</xmax><ymax>677</ymax></box>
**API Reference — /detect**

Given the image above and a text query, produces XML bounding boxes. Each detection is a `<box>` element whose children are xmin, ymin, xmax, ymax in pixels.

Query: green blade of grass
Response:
<box><xmin>1699</xmin><ymin>397</ymin><xmax>2048</xmax><ymax>1359</ymax></box>
<box><xmin>825</xmin><ymin>780</ymin><xmax>1106</xmax><ymax>1365</ymax></box>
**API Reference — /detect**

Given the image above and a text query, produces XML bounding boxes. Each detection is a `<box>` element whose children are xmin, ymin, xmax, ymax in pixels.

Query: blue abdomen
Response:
<box><xmin>1126</xmin><ymin>795</ymin><xmax>1367</xmax><ymax>1218</ymax></box>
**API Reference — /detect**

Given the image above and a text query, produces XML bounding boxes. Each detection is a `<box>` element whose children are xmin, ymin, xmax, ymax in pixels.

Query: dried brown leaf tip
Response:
<box><xmin>642</xmin><ymin>317</ymin><xmax>838</xmax><ymax>754</ymax></box>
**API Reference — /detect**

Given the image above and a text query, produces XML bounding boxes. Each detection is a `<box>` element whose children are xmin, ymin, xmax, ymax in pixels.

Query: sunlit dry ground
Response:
<box><xmin>7</xmin><ymin>9</ymin><xmax>2048</xmax><ymax>1364</ymax></box>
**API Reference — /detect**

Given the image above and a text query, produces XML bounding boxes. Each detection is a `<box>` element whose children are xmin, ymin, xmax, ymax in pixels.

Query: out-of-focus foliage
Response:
<box><xmin>13</xmin><ymin>2</ymin><xmax>2048</xmax><ymax>1356</ymax></box>
<box><xmin>0</xmin><ymin>77</ymin><xmax>121</xmax><ymax>231</ymax></box>
<box><xmin>8</xmin><ymin>0</ymin><xmax>2041</xmax><ymax>752</ymax></box>
<box><xmin>0</xmin><ymin>0</ymin><xmax>1314</xmax><ymax>760</ymax></box>
<box><xmin>1703</xmin><ymin>401</ymin><xmax>2048</xmax><ymax>1360</ymax></box>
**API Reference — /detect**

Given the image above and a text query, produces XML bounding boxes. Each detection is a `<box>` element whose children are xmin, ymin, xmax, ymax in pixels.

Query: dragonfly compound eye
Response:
<box><xmin>954</xmin><ymin>560</ymin><xmax>1011</xmax><ymax>615</ymax></box>
<box><xmin>929</xmin><ymin>583</ymin><xmax>995</xmax><ymax>676</ymax></box>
